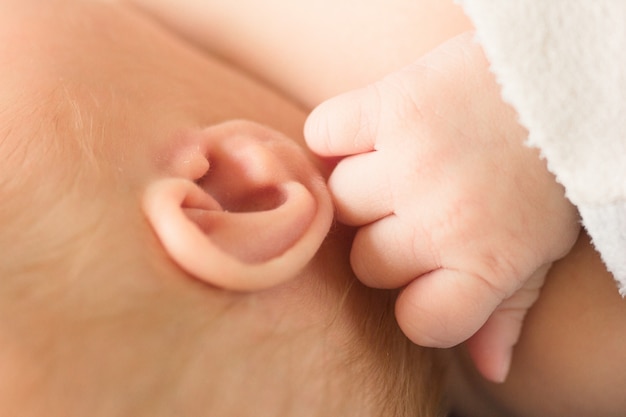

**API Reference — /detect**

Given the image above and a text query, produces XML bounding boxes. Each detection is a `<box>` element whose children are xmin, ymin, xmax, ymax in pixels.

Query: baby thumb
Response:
<box><xmin>465</xmin><ymin>265</ymin><xmax>549</xmax><ymax>383</ymax></box>
<box><xmin>304</xmin><ymin>84</ymin><xmax>383</xmax><ymax>157</ymax></box>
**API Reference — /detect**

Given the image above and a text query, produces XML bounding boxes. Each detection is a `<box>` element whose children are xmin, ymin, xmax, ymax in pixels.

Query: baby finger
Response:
<box><xmin>350</xmin><ymin>215</ymin><xmax>437</xmax><ymax>289</ymax></box>
<box><xmin>328</xmin><ymin>151</ymin><xmax>393</xmax><ymax>226</ymax></box>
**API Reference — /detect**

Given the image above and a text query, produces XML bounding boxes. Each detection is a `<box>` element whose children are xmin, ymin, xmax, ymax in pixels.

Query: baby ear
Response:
<box><xmin>142</xmin><ymin>121</ymin><xmax>333</xmax><ymax>291</ymax></box>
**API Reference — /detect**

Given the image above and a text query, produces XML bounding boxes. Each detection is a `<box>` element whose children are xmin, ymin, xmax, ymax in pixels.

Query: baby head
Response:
<box><xmin>0</xmin><ymin>1</ymin><xmax>446</xmax><ymax>416</ymax></box>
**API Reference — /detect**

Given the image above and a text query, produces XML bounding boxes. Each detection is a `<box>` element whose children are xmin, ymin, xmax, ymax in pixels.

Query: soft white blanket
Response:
<box><xmin>458</xmin><ymin>0</ymin><xmax>626</xmax><ymax>294</ymax></box>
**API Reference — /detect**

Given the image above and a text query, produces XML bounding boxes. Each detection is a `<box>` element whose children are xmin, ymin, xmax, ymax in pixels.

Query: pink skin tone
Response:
<box><xmin>143</xmin><ymin>120</ymin><xmax>334</xmax><ymax>292</ymax></box>
<box><xmin>0</xmin><ymin>2</ymin><xmax>386</xmax><ymax>415</ymax></box>
<box><xmin>4</xmin><ymin>1</ymin><xmax>626</xmax><ymax>415</ymax></box>
<box><xmin>88</xmin><ymin>1</ymin><xmax>626</xmax><ymax>414</ymax></box>
<box><xmin>305</xmin><ymin>32</ymin><xmax>581</xmax><ymax>382</ymax></box>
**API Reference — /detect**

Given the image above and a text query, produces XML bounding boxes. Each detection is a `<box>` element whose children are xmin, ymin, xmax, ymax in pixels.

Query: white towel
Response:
<box><xmin>457</xmin><ymin>0</ymin><xmax>626</xmax><ymax>294</ymax></box>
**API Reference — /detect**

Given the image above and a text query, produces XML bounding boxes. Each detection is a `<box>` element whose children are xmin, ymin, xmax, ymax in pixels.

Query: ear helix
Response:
<box><xmin>143</xmin><ymin>121</ymin><xmax>333</xmax><ymax>291</ymax></box>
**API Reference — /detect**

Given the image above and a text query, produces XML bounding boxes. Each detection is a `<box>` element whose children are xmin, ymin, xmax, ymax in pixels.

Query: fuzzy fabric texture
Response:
<box><xmin>457</xmin><ymin>0</ymin><xmax>626</xmax><ymax>294</ymax></box>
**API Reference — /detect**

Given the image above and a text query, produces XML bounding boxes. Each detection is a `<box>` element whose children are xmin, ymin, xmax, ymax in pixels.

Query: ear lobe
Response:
<box><xmin>142</xmin><ymin>121</ymin><xmax>333</xmax><ymax>291</ymax></box>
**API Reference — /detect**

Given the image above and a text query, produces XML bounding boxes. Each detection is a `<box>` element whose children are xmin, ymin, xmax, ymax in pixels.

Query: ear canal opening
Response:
<box><xmin>191</xmin><ymin>127</ymin><xmax>305</xmax><ymax>215</ymax></box>
<box><xmin>183</xmin><ymin>182</ymin><xmax>315</xmax><ymax>263</ymax></box>
<box><xmin>193</xmin><ymin>176</ymin><xmax>286</xmax><ymax>213</ymax></box>
<box><xmin>144</xmin><ymin>177</ymin><xmax>333</xmax><ymax>291</ymax></box>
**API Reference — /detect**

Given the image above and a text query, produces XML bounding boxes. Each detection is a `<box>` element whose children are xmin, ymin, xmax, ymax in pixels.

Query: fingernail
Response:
<box><xmin>492</xmin><ymin>349</ymin><xmax>512</xmax><ymax>383</ymax></box>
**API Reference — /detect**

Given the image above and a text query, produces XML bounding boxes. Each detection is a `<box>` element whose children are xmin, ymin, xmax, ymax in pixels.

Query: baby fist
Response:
<box><xmin>305</xmin><ymin>33</ymin><xmax>580</xmax><ymax>382</ymax></box>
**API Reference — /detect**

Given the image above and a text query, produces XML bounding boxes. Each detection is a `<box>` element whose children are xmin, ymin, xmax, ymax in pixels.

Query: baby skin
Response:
<box><xmin>0</xmin><ymin>1</ymin><xmax>446</xmax><ymax>416</ymax></box>
<box><xmin>305</xmin><ymin>32</ymin><xmax>581</xmax><ymax>382</ymax></box>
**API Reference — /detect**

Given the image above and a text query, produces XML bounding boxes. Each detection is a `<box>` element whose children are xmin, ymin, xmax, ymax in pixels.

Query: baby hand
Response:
<box><xmin>305</xmin><ymin>33</ymin><xmax>580</xmax><ymax>382</ymax></box>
